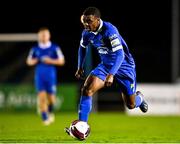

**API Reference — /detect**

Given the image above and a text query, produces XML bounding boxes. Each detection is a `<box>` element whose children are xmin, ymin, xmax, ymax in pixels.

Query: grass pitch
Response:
<box><xmin>0</xmin><ymin>111</ymin><xmax>180</xmax><ymax>143</ymax></box>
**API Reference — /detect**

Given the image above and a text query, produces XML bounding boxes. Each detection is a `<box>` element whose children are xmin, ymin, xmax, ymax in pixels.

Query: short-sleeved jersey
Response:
<box><xmin>80</xmin><ymin>20</ymin><xmax>135</xmax><ymax>74</ymax></box>
<box><xmin>28</xmin><ymin>42</ymin><xmax>64</xmax><ymax>77</ymax></box>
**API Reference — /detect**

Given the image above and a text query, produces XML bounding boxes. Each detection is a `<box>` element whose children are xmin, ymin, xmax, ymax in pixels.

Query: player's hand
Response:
<box><xmin>26</xmin><ymin>58</ymin><xmax>38</xmax><ymax>66</ymax></box>
<box><xmin>105</xmin><ymin>74</ymin><xmax>114</xmax><ymax>87</ymax></box>
<box><xmin>41</xmin><ymin>56</ymin><xmax>53</xmax><ymax>64</ymax></box>
<box><xmin>75</xmin><ymin>69</ymin><xmax>84</xmax><ymax>80</ymax></box>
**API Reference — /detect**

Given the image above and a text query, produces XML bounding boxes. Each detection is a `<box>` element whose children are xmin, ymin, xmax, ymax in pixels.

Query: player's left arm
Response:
<box><xmin>42</xmin><ymin>47</ymin><xmax>65</xmax><ymax>66</ymax></box>
<box><xmin>105</xmin><ymin>31</ymin><xmax>125</xmax><ymax>87</ymax></box>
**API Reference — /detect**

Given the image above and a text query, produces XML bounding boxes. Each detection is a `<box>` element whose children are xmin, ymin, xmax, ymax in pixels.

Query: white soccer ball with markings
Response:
<box><xmin>69</xmin><ymin>120</ymin><xmax>90</xmax><ymax>140</ymax></box>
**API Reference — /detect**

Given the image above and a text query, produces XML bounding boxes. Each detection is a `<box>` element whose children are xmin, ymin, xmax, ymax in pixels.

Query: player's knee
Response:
<box><xmin>48</xmin><ymin>95</ymin><xmax>56</xmax><ymax>104</ymax></box>
<box><xmin>81</xmin><ymin>86</ymin><xmax>94</xmax><ymax>96</ymax></box>
<box><xmin>38</xmin><ymin>93</ymin><xmax>47</xmax><ymax>104</ymax></box>
<box><xmin>39</xmin><ymin>98</ymin><xmax>46</xmax><ymax>105</ymax></box>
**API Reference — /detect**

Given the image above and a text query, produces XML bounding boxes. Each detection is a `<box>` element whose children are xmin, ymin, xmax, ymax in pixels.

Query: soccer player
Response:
<box><xmin>26</xmin><ymin>27</ymin><xmax>65</xmax><ymax>125</ymax></box>
<box><xmin>66</xmin><ymin>7</ymin><xmax>148</xmax><ymax>135</ymax></box>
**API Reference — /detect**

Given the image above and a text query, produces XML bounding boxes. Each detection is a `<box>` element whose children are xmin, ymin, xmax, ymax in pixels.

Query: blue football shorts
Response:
<box><xmin>35</xmin><ymin>73</ymin><xmax>57</xmax><ymax>95</ymax></box>
<box><xmin>91</xmin><ymin>63</ymin><xmax>136</xmax><ymax>96</ymax></box>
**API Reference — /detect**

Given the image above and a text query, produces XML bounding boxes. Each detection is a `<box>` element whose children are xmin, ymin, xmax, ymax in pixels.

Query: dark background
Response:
<box><xmin>0</xmin><ymin>0</ymin><xmax>173</xmax><ymax>83</ymax></box>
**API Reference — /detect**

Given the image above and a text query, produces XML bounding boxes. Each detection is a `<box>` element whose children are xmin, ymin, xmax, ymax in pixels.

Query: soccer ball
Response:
<box><xmin>69</xmin><ymin>120</ymin><xmax>90</xmax><ymax>140</ymax></box>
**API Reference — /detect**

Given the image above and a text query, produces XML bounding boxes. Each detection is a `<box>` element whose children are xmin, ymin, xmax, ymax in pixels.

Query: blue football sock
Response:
<box><xmin>41</xmin><ymin>112</ymin><xmax>48</xmax><ymax>121</ymax></box>
<box><xmin>48</xmin><ymin>104</ymin><xmax>54</xmax><ymax>113</ymax></box>
<box><xmin>135</xmin><ymin>94</ymin><xmax>143</xmax><ymax>108</ymax></box>
<box><xmin>78</xmin><ymin>96</ymin><xmax>92</xmax><ymax>122</ymax></box>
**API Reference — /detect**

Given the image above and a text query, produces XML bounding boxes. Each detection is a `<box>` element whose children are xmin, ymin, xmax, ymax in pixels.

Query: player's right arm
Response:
<box><xmin>75</xmin><ymin>31</ymin><xmax>89</xmax><ymax>80</ymax></box>
<box><xmin>26</xmin><ymin>48</ymin><xmax>38</xmax><ymax>66</ymax></box>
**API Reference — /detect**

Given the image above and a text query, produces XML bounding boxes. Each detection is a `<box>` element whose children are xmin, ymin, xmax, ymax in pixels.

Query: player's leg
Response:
<box><xmin>46</xmin><ymin>80</ymin><xmax>57</xmax><ymax>123</ymax></box>
<box><xmin>122</xmin><ymin>91</ymin><xmax>148</xmax><ymax>112</ymax></box>
<box><xmin>122</xmin><ymin>91</ymin><xmax>142</xmax><ymax>109</ymax></box>
<box><xmin>35</xmin><ymin>75</ymin><xmax>49</xmax><ymax>124</ymax></box>
<box><xmin>38</xmin><ymin>91</ymin><xmax>49</xmax><ymax>122</ymax></box>
<box><xmin>79</xmin><ymin>74</ymin><xmax>105</xmax><ymax>122</ymax></box>
<box><xmin>135</xmin><ymin>91</ymin><xmax>148</xmax><ymax>112</ymax></box>
<box><xmin>116</xmin><ymin>74</ymin><xmax>148</xmax><ymax>112</ymax></box>
<box><xmin>47</xmin><ymin>94</ymin><xmax>55</xmax><ymax>113</ymax></box>
<box><xmin>66</xmin><ymin>64</ymin><xmax>107</xmax><ymax>136</ymax></box>
<box><xmin>46</xmin><ymin>94</ymin><xmax>56</xmax><ymax>123</ymax></box>
<box><xmin>78</xmin><ymin>64</ymin><xmax>108</xmax><ymax>122</ymax></box>
<box><xmin>65</xmin><ymin>76</ymin><xmax>104</xmax><ymax>137</ymax></box>
<box><xmin>79</xmin><ymin>64</ymin><xmax>111</xmax><ymax>122</ymax></box>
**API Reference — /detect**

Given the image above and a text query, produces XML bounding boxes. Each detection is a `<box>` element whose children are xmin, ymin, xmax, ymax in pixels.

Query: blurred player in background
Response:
<box><xmin>26</xmin><ymin>27</ymin><xmax>65</xmax><ymax>125</ymax></box>
<box><xmin>66</xmin><ymin>7</ymin><xmax>148</xmax><ymax>135</ymax></box>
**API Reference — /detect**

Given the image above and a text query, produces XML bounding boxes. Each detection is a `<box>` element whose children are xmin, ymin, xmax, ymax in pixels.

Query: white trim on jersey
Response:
<box><xmin>112</xmin><ymin>45</ymin><xmax>123</xmax><ymax>52</ymax></box>
<box><xmin>56</xmin><ymin>47</ymin><xmax>64</xmax><ymax>59</ymax></box>
<box><xmin>27</xmin><ymin>49</ymin><xmax>34</xmax><ymax>60</ymax></box>
<box><xmin>38</xmin><ymin>41</ymin><xmax>51</xmax><ymax>49</ymax></box>
<box><xmin>80</xmin><ymin>38</ymin><xmax>86</xmax><ymax>48</ymax></box>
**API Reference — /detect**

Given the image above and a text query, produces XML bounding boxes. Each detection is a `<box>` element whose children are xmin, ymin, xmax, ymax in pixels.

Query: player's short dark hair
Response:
<box><xmin>38</xmin><ymin>27</ymin><xmax>50</xmax><ymax>33</ymax></box>
<box><xmin>83</xmin><ymin>7</ymin><xmax>101</xmax><ymax>18</ymax></box>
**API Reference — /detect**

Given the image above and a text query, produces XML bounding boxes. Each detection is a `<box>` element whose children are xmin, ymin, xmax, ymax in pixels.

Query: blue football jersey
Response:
<box><xmin>80</xmin><ymin>20</ymin><xmax>135</xmax><ymax>74</ymax></box>
<box><xmin>28</xmin><ymin>42</ymin><xmax>64</xmax><ymax>77</ymax></box>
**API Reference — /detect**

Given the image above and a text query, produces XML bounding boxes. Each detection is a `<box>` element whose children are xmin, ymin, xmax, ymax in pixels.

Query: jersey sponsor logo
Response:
<box><xmin>97</xmin><ymin>47</ymin><xmax>109</xmax><ymax>54</ymax></box>
<box><xmin>111</xmin><ymin>38</ymin><xmax>121</xmax><ymax>47</ymax></box>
